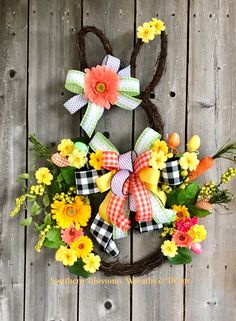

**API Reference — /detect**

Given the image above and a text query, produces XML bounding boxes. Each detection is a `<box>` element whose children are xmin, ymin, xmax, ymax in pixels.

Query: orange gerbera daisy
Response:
<box><xmin>172</xmin><ymin>230</ymin><xmax>193</xmax><ymax>247</ymax></box>
<box><xmin>84</xmin><ymin>65</ymin><xmax>119</xmax><ymax>109</ymax></box>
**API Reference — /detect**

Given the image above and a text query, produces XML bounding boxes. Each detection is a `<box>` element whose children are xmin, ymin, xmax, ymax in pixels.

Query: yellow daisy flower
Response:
<box><xmin>57</xmin><ymin>139</ymin><xmax>74</xmax><ymax>157</ymax></box>
<box><xmin>152</xmin><ymin>140</ymin><xmax>168</xmax><ymax>155</ymax></box>
<box><xmin>188</xmin><ymin>224</ymin><xmax>207</xmax><ymax>242</ymax></box>
<box><xmin>55</xmin><ymin>246</ymin><xmax>77</xmax><ymax>266</ymax></box>
<box><xmin>149</xmin><ymin>151</ymin><xmax>167</xmax><ymax>170</ymax></box>
<box><xmin>35</xmin><ymin>167</ymin><xmax>53</xmax><ymax>185</ymax></box>
<box><xmin>137</xmin><ymin>22</ymin><xmax>156</xmax><ymax>43</ymax></box>
<box><xmin>68</xmin><ymin>150</ymin><xmax>87</xmax><ymax>169</ymax></box>
<box><xmin>179</xmin><ymin>152</ymin><xmax>199</xmax><ymax>171</ymax></box>
<box><xmin>150</xmin><ymin>18</ymin><xmax>165</xmax><ymax>35</ymax></box>
<box><xmin>83</xmin><ymin>253</ymin><xmax>101</xmax><ymax>273</ymax></box>
<box><xmin>89</xmin><ymin>150</ymin><xmax>104</xmax><ymax>170</ymax></box>
<box><xmin>51</xmin><ymin>196</ymin><xmax>91</xmax><ymax>229</ymax></box>
<box><xmin>172</xmin><ymin>205</ymin><xmax>190</xmax><ymax>221</ymax></box>
<box><xmin>70</xmin><ymin>236</ymin><xmax>93</xmax><ymax>258</ymax></box>
<box><xmin>161</xmin><ymin>240</ymin><xmax>178</xmax><ymax>258</ymax></box>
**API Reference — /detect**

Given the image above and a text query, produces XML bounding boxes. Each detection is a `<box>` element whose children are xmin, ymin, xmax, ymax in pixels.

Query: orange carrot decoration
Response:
<box><xmin>189</xmin><ymin>142</ymin><xmax>236</xmax><ymax>181</ymax></box>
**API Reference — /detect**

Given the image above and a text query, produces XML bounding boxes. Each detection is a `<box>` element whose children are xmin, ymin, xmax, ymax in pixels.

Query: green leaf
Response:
<box><xmin>168</xmin><ymin>247</ymin><xmax>192</xmax><ymax>265</ymax></box>
<box><xmin>68</xmin><ymin>259</ymin><xmax>90</xmax><ymax>278</ymax></box>
<box><xmin>166</xmin><ymin>189</ymin><xmax>181</xmax><ymax>207</ymax></box>
<box><xmin>56</xmin><ymin>173</ymin><xmax>64</xmax><ymax>183</ymax></box>
<box><xmin>43</xmin><ymin>194</ymin><xmax>50</xmax><ymax>207</ymax></box>
<box><xmin>61</xmin><ymin>167</ymin><xmax>76</xmax><ymax>185</ymax></box>
<box><xmin>177</xmin><ymin>182</ymin><xmax>199</xmax><ymax>205</ymax></box>
<box><xmin>25</xmin><ymin>193</ymin><xmax>36</xmax><ymax>201</ymax></box>
<box><xmin>43</xmin><ymin>213</ymin><xmax>53</xmax><ymax>225</ymax></box>
<box><xmin>20</xmin><ymin>217</ymin><xmax>32</xmax><ymax>226</ymax></box>
<box><xmin>48</xmin><ymin>180</ymin><xmax>61</xmax><ymax>195</ymax></box>
<box><xmin>18</xmin><ymin>173</ymin><xmax>30</xmax><ymax>179</ymax></box>
<box><xmin>31</xmin><ymin>201</ymin><xmax>41</xmax><ymax>216</ymax></box>
<box><xmin>43</xmin><ymin>228</ymin><xmax>64</xmax><ymax>249</ymax></box>
<box><xmin>187</xmin><ymin>205</ymin><xmax>210</xmax><ymax>217</ymax></box>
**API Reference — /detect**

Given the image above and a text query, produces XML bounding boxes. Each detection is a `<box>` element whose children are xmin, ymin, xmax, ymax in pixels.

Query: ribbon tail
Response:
<box><xmin>102</xmin><ymin>55</ymin><xmax>121</xmax><ymax>72</ymax></box>
<box><xmin>134</xmin><ymin>127</ymin><xmax>162</xmax><ymax>155</ymax></box>
<box><xmin>64</xmin><ymin>94</ymin><xmax>88</xmax><ymax>114</ymax></box>
<box><xmin>81</xmin><ymin>102</ymin><xmax>104</xmax><ymax>138</ymax></box>
<box><xmin>75</xmin><ymin>169</ymin><xmax>105</xmax><ymax>195</ymax></box>
<box><xmin>90</xmin><ymin>214</ymin><xmax>119</xmax><ymax>257</ymax></box>
<box><xmin>116</xmin><ymin>93</ymin><xmax>142</xmax><ymax>111</ymax></box>
<box><xmin>107</xmin><ymin>193</ymin><xmax>131</xmax><ymax>231</ymax></box>
<box><xmin>89</xmin><ymin>132</ymin><xmax>119</xmax><ymax>152</ymax></box>
<box><xmin>118</xmin><ymin>65</ymin><xmax>131</xmax><ymax>77</ymax></box>
<box><xmin>131</xmin><ymin>174</ymin><xmax>152</xmax><ymax>222</ymax></box>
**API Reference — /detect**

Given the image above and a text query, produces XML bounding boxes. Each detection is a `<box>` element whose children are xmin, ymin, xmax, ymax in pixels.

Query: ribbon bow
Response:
<box><xmin>88</xmin><ymin>128</ymin><xmax>176</xmax><ymax>232</ymax></box>
<box><xmin>64</xmin><ymin>55</ymin><xmax>142</xmax><ymax>137</ymax></box>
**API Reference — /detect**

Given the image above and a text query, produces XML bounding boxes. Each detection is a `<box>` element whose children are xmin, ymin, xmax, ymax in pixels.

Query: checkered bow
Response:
<box><xmin>89</xmin><ymin>128</ymin><xmax>177</xmax><ymax>232</ymax></box>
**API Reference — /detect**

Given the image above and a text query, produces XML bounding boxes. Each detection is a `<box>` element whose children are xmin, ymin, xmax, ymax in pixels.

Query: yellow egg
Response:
<box><xmin>167</xmin><ymin>132</ymin><xmax>180</xmax><ymax>148</ymax></box>
<box><xmin>187</xmin><ymin>135</ymin><xmax>201</xmax><ymax>151</ymax></box>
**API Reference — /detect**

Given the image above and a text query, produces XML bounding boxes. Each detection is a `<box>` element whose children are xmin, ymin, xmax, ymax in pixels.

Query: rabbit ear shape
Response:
<box><xmin>78</xmin><ymin>26</ymin><xmax>113</xmax><ymax>70</ymax></box>
<box><xmin>130</xmin><ymin>31</ymin><xmax>168</xmax><ymax>136</ymax></box>
<box><xmin>130</xmin><ymin>31</ymin><xmax>168</xmax><ymax>98</ymax></box>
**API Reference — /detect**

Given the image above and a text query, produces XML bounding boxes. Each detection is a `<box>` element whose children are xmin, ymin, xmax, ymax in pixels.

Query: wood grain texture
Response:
<box><xmin>132</xmin><ymin>2</ymin><xmax>188</xmax><ymax>321</ymax></box>
<box><xmin>78</xmin><ymin>1</ymin><xmax>134</xmax><ymax>321</ymax></box>
<box><xmin>186</xmin><ymin>1</ymin><xmax>236</xmax><ymax>321</ymax></box>
<box><xmin>0</xmin><ymin>1</ymin><xmax>28</xmax><ymax>320</ymax></box>
<box><xmin>25</xmin><ymin>1</ymin><xmax>81</xmax><ymax>321</ymax></box>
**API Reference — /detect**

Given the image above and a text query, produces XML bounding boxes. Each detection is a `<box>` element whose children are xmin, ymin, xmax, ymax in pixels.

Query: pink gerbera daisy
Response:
<box><xmin>172</xmin><ymin>230</ymin><xmax>193</xmax><ymax>247</ymax></box>
<box><xmin>176</xmin><ymin>217</ymin><xmax>199</xmax><ymax>233</ymax></box>
<box><xmin>61</xmin><ymin>225</ymin><xmax>84</xmax><ymax>244</ymax></box>
<box><xmin>84</xmin><ymin>65</ymin><xmax>119</xmax><ymax>109</ymax></box>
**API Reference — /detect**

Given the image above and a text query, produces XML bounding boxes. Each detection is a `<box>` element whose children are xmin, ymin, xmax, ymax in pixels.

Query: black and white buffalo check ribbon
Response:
<box><xmin>160</xmin><ymin>157</ymin><xmax>183</xmax><ymax>186</ymax></box>
<box><xmin>90</xmin><ymin>214</ymin><xmax>119</xmax><ymax>258</ymax></box>
<box><xmin>138</xmin><ymin>220</ymin><xmax>163</xmax><ymax>233</ymax></box>
<box><xmin>75</xmin><ymin>169</ymin><xmax>105</xmax><ymax>195</ymax></box>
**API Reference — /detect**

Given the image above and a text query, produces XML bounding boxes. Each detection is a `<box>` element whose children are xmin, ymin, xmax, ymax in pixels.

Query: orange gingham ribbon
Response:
<box><xmin>102</xmin><ymin>150</ymin><xmax>153</xmax><ymax>231</ymax></box>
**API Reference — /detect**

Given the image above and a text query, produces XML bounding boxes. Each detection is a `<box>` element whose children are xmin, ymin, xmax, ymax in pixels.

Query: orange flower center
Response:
<box><xmin>95</xmin><ymin>82</ymin><xmax>106</xmax><ymax>94</ymax></box>
<box><xmin>179</xmin><ymin>235</ymin><xmax>186</xmax><ymax>241</ymax></box>
<box><xmin>66</xmin><ymin>206</ymin><xmax>77</xmax><ymax>217</ymax></box>
<box><xmin>177</xmin><ymin>211</ymin><xmax>184</xmax><ymax>218</ymax></box>
<box><xmin>78</xmin><ymin>243</ymin><xmax>85</xmax><ymax>249</ymax></box>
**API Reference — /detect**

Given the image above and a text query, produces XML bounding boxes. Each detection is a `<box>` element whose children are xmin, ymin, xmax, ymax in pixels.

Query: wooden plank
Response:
<box><xmin>25</xmin><ymin>1</ymin><xmax>82</xmax><ymax>321</ymax></box>
<box><xmin>133</xmin><ymin>1</ymin><xmax>188</xmax><ymax>320</ymax></box>
<box><xmin>79</xmin><ymin>1</ymin><xmax>135</xmax><ymax>321</ymax></box>
<box><xmin>186</xmin><ymin>1</ymin><xmax>236</xmax><ymax>321</ymax></box>
<box><xmin>0</xmin><ymin>1</ymin><xmax>28</xmax><ymax>321</ymax></box>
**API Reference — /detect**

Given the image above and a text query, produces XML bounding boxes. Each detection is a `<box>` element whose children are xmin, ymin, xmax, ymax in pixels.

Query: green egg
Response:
<box><xmin>74</xmin><ymin>142</ymin><xmax>89</xmax><ymax>153</ymax></box>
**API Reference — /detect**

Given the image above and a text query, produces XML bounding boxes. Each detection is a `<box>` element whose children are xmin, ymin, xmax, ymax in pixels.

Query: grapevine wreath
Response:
<box><xmin>11</xmin><ymin>19</ymin><xmax>236</xmax><ymax>277</ymax></box>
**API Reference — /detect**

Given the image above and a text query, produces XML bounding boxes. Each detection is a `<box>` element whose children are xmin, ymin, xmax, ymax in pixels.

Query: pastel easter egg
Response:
<box><xmin>167</xmin><ymin>132</ymin><xmax>180</xmax><ymax>148</ymax></box>
<box><xmin>74</xmin><ymin>142</ymin><xmax>89</xmax><ymax>153</ymax></box>
<box><xmin>196</xmin><ymin>199</ymin><xmax>213</xmax><ymax>211</ymax></box>
<box><xmin>187</xmin><ymin>135</ymin><xmax>201</xmax><ymax>151</ymax></box>
<box><xmin>191</xmin><ymin>242</ymin><xmax>202</xmax><ymax>254</ymax></box>
<box><xmin>51</xmin><ymin>153</ymin><xmax>69</xmax><ymax>167</ymax></box>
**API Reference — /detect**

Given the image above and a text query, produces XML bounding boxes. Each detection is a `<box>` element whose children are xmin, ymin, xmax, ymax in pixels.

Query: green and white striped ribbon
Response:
<box><xmin>80</xmin><ymin>102</ymin><xmax>104</xmax><ymax>138</ymax></box>
<box><xmin>65</xmin><ymin>70</ymin><xmax>85</xmax><ymax>94</ymax></box>
<box><xmin>149</xmin><ymin>192</ymin><xmax>176</xmax><ymax>224</ymax></box>
<box><xmin>135</xmin><ymin>127</ymin><xmax>162</xmax><ymax>155</ymax></box>
<box><xmin>89</xmin><ymin>132</ymin><xmax>118</xmax><ymax>152</ymax></box>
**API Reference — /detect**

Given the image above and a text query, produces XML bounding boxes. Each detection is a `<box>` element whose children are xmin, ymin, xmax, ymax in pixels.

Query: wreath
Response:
<box><xmin>10</xmin><ymin>19</ymin><xmax>236</xmax><ymax>277</ymax></box>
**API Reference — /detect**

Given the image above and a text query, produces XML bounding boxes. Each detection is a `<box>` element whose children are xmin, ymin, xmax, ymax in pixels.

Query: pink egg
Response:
<box><xmin>191</xmin><ymin>242</ymin><xmax>202</xmax><ymax>254</ymax></box>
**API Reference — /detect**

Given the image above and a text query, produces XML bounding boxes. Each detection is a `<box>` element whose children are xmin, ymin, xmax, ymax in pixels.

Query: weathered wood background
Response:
<box><xmin>1</xmin><ymin>0</ymin><xmax>236</xmax><ymax>320</ymax></box>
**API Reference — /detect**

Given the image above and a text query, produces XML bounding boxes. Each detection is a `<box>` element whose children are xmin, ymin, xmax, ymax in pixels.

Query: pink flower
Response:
<box><xmin>84</xmin><ymin>65</ymin><xmax>119</xmax><ymax>109</ymax></box>
<box><xmin>172</xmin><ymin>230</ymin><xmax>193</xmax><ymax>247</ymax></box>
<box><xmin>61</xmin><ymin>225</ymin><xmax>84</xmax><ymax>244</ymax></box>
<box><xmin>176</xmin><ymin>217</ymin><xmax>199</xmax><ymax>233</ymax></box>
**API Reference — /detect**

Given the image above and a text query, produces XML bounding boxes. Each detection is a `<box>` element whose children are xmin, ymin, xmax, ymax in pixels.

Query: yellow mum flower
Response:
<box><xmin>51</xmin><ymin>196</ymin><xmax>91</xmax><ymax>229</ymax></box>
<box><xmin>172</xmin><ymin>205</ymin><xmax>190</xmax><ymax>221</ymax></box>
<box><xmin>57</xmin><ymin>139</ymin><xmax>74</xmax><ymax>157</ymax></box>
<box><xmin>68</xmin><ymin>150</ymin><xmax>87</xmax><ymax>169</ymax></box>
<box><xmin>55</xmin><ymin>246</ymin><xmax>77</xmax><ymax>266</ymax></box>
<box><xmin>149</xmin><ymin>151</ymin><xmax>167</xmax><ymax>170</ymax></box>
<box><xmin>161</xmin><ymin>240</ymin><xmax>178</xmax><ymax>258</ymax></box>
<box><xmin>152</xmin><ymin>140</ymin><xmax>168</xmax><ymax>155</ymax></box>
<box><xmin>150</xmin><ymin>18</ymin><xmax>165</xmax><ymax>35</ymax></box>
<box><xmin>188</xmin><ymin>224</ymin><xmax>207</xmax><ymax>242</ymax></box>
<box><xmin>83</xmin><ymin>253</ymin><xmax>101</xmax><ymax>273</ymax></box>
<box><xmin>35</xmin><ymin>167</ymin><xmax>53</xmax><ymax>185</ymax></box>
<box><xmin>137</xmin><ymin>22</ymin><xmax>156</xmax><ymax>43</ymax></box>
<box><xmin>70</xmin><ymin>236</ymin><xmax>93</xmax><ymax>258</ymax></box>
<box><xmin>89</xmin><ymin>150</ymin><xmax>104</xmax><ymax>170</ymax></box>
<box><xmin>179</xmin><ymin>152</ymin><xmax>199</xmax><ymax>171</ymax></box>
